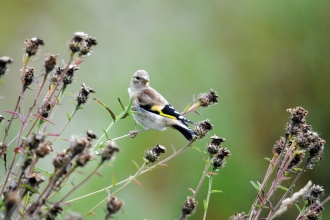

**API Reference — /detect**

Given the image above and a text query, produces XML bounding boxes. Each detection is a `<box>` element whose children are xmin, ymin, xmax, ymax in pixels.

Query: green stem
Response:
<box><xmin>52</xmin><ymin>105</ymin><xmax>80</xmax><ymax>143</ymax></box>
<box><xmin>203</xmin><ymin>175</ymin><xmax>214</xmax><ymax>220</ymax></box>
<box><xmin>92</xmin><ymin>121</ymin><xmax>114</xmax><ymax>151</ymax></box>
<box><xmin>193</xmin><ymin>155</ymin><xmax>211</xmax><ymax>198</ymax></box>
<box><xmin>83</xmin><ymin>162</ymin><xmax>147</xmax><ymax>217</ymax></box>
<box><xmin>65</xmin><ymin>138</ymin><xmax>196</xmax><ymax>204</ymax></box>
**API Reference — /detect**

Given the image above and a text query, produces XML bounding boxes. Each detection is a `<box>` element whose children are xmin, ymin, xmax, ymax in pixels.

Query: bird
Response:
<box><xmin>128</xmin><ymin>70</ymin><xmax>196</xmax><ymax>141</ymax></box>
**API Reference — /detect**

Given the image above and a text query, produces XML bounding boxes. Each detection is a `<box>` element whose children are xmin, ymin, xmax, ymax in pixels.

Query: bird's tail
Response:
<box><xmin>172</xmin><ymin>124</ymin><xmax>195</xmax><ymax>141</ymax></box>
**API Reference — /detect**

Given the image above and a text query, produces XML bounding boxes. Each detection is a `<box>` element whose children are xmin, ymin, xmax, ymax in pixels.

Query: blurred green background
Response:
<box><xmin>1</xmin><ymin>1</ymin><xmax>330</xmax><ymax>219</ymax></box>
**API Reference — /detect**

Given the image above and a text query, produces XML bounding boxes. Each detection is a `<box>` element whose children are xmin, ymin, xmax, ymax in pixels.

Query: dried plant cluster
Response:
<box><xmin>230</xmin><ymin>107</ymin><xmax>327</xmax><ymax>220</ymax></box>
<box><xmin>0</xmin><ymin>33</ymin><xmax>328</xmax><ymax>220</ymax></box>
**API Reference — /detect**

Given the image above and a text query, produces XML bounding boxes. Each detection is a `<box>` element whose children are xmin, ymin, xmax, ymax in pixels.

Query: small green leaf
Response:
<box><xmin>293</xmin><ymin>167</ymin><xmax>303</xmax><ymax>172</ymax></box>
<box><xmin>183</xmin><ymin>103</ymin><xmax>192</xmax><ymax>113</ymax></box>
<box><xmin>117</xmin><ymin>98</ymin><xmax>134</xmax><ymax>120</ymax></box>
<box><xmin>0</xmin><ymin>79</ymin><xmax>5</xmax><ymax>83</ymax></box>
<box><xmin>211</xmin><ymin>190</ymin><xmax>222</xmax><ymax>193</ymax></box>
<box><xmin>117</xmin><ymin>97</ymin><xmax>125</xmax><ymax>111</ymax></box>
<box><xmin>112</xmin><ymin>174</ymin><xmax>117</xmax><ymax>187</ymax></box>
<box><xmin>133</xmin><ymin>120</ymin><xmax>139</xmax><ymax>130</ymax></box>
<box><xmin>21</xmin><ymin>183</ymin><xmax>39</xmax><ymax>194</ymax></box>
<box><xmin>277</xmin><ymin>185</ymin><xmax>289</xmax><ymax>192</ymax></box>
<box><xmin>34</xmin><ymin>166</ymin><xmax>53</xmax><ymax>177</ymax></box>
<box><xmin>295</xmin><ymin>203</ymin><xmax>301</xmax><ymax>212</ymax></box>
<box><xmin>132</xmin><ymin>160</ymin><xmax>140</xmax><ymax>170</ymax></box>
<box><xmin>203</xmin><ymin>199</ymin><xmax>207</xmax><ymax>210</ymax></box>
<box><xmin>66</xmin><ymin>112</ymin><xmax>71</xmax><ymax>121</ymax></box>
<box><xmin>192</xmin><ymin>146</ymin><xmax>201</xmax><ymax>152</ymax></box>
<box><xmin>102</xmin><ymin>128</ymin><xmax>109</xmax><ymax>140</ymax></box>
<box><xmin>69</xmin><ymin>100</ymin><xmax>77</xmax><ymax>106</ymax></box>
<box><xmin>263</xmin><ymin>157</ymin><xmax>271</xmax><ymax>162</ymax></box>
<box><xmin>93</xmin><ymin>98</ymin><xmax>116</xmax><ymax>121</ymax></box>
<box><xmin>250</xmin><ymin>181</ymin><xmax>261</xmax><ymax>191</ymax></box>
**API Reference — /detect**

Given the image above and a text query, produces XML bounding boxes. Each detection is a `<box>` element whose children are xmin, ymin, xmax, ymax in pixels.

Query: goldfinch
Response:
<box><xmin>128</xmin><ymin>70</ymin><xmax>196</xmax><ymax>141</ymax></box>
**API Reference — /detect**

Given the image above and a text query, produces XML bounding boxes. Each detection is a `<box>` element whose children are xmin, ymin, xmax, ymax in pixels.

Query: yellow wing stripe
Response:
<box><xmin>151</xmin><ymin>105</ymin><xmax>176</xmax><ymax>119</ymax></box>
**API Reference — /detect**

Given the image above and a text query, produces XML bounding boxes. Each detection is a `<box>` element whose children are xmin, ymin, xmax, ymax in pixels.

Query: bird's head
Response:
<box><xmin>130</xmin><ymin>70</ymin><xmax>150</xmax><ymax>90</ymax></box>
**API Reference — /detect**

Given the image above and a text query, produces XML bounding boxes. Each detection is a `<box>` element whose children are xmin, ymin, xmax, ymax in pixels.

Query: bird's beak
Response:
<box><xmin>142</xmin><ymin>78</ymin><xmax>149</xmax><ymax>84</ymax></box>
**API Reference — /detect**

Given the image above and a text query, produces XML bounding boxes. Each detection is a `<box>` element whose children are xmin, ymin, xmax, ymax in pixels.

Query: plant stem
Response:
<box><xmin>203</xmin><ymin>175</ymin><xmax>214</xmax><ymax>220</ymax></box>
<box><xmin>83</xmin><ymin>162</ymin><xmax>147</xmax><ymax>217</ymax></box>
<box><xmin>65</xmin><ymin>138</ymin><xmax>196</xmax><ymax>204</ymax></box>
<box><xmin>193</xmin><ymin>155</ymin><xmax>211</xmax><ymax>198</ymax></box>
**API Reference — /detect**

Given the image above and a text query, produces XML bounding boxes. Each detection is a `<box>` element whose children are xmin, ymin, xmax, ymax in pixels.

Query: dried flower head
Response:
<box><xmin>229</xmin><ymin>212</ymin><xmax>248</xmax><ymax>220</ymax></box>
<box><xmin>101</xmin><ymin>141</ymin><xmax>120</xmax><ymax>163</ymax></box>
<box><xmin>25</xmin><ymin>37</ymin><xmax>44</xmax><ymax>57</ymax></box>
<box><xmin>305</xmin><ymin>200</ymin><xmax>323</xmax><ymax>220</ymax></box>
<box><xmin>76</xmin><ymin>149</ymin><xmax>93</xmax><ymax>167</ymax></box>
<box><xmin>44</xmin><ymin>54</ymin><xmax>58</xmax><ymax>74</ymax></box>
<box><xmin>144</xmin><ymin>144</ymin><xmax>166</xmax><ymax>163</ymax></box>
<box><xmin>69</xmin><ymin>32</ymin><xmax>97</xmax><ymax>56</ymax></box>
<box><xmin>76</xmin><ymin>83</ymin><xmax>95</xmax><ymax>105</ymax></box>
<box><xmin>210</xmin><ymin>135</ymin><xmax>225</xmax><ymax>146</ymax></box>
<box><xmin>288</xmin><ymin>151</ymin><xmax>305</xmax><ymax>170</ymax></box>
<box><xmin>304</xmin><ymin>184</ymin><xmax>325</xmax><ymax>206</ymax></box>
<box><xmin>197</xmin><ymin>89</ymin><xmax>218</xmax><ymax>107</ymax></box>
<box><xmin>4</xmin><ymin>190</ymin><xmax>19</xmax><ymax>219</ymax></box>
<box><xmin>207</xmin><ymin>135</ymin><xmax>226</xmax><ymax>155</ymax></box>
<box><xmin>41</xmin><ymin>104</ymin><xmax>52</xmax><ymax>119</ymax></box>
<box><xmin>287</xmin><ymin>106</ymin><xmax>308</xmax><ymax>124</ymax></box>
<box><xmin>0</xmin><ymin>56</ymin><xmax>13</xmax><ymax>77</ymax></box>
<box><xmin>70</xmin><ymin>135</ymin><xmax>91</xmax><ymax>156</ymax></box>
<box><xmin>35</xmin><ymin>141</ymin><xmax>53</xmax><ymax>158</ymax></box>
<box><xmin>53</xmin><ymin>150</ymin><xmax>71</xmax><ymax>170</ymax></box>
<box><xmin>106</xmin><ymin>196</ymin><xmax>123</xmax><ymax>219</ymax></box>
<box><xmin>63</xmin><ymin>65</ymin><xmax>79</xmax><ymax>87</ymax></box>
<box><xmin>23</xmin><ymin>173</ymin><xmax>45</xmax><ymax>190</ymax></box>
<box><xmin>272</xmin><ymin>137</ymin><xmax>286</xmax><ymax>156</ymax></box>
<box><xmin>194</xmin><ymin>120</ymin><xmax>213</xmax><ymax>139</ymax></box>
<box><xmin>26</xmin><ymin>133</ymin><xmax>45</xmax><ymax>150</ymax></box>
<box><xmin>212</xmin><ymin>147</ymin><xmax>231</xmax><ymax>170</ymax></box>
<box><xmin>181</xmin><ymin>196</ymin><xmax>198</xmax><ymax>219</ymax></box>
<box><xmin>49</xmin><ymin>67</ymin><xmax>64</xmax><ymax>85</ymax></box>
<box><xmin>23</xmin><ymin>67</ymin><xmax>35</xmax><ymax>91</ymax></box>
<box><xmin>47</xmin><ymin>205</ymin><xmax>63</xmax><ymax>220</ymax></box>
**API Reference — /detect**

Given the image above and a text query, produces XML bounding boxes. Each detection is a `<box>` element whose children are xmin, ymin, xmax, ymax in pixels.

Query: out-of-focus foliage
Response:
<box><xmin>0</xmin><ymin>1</ymin><xmax>329</xmax><ymax>219</ymax></box>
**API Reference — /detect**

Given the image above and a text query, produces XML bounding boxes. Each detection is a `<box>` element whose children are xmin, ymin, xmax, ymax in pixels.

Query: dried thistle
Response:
<box><xmin>25</xmin><ymin>37</ymin><xmax>44</xmax><ymax>57</ymax></box>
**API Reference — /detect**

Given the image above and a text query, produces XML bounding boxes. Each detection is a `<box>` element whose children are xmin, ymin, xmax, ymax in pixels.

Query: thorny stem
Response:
<box><xmin>84</xmin><ymin>162</ymin><xmax>147</xmax><ymax>217</ymax></box>
<box><xmin>65</xmin><ymin>138</ymin><xmax>196</xmax><ymax>204</ymax></box>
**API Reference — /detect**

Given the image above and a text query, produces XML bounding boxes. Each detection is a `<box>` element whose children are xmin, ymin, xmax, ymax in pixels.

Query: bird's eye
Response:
<box><xmin>136</xmin><ymin>76</ymin><xmax>141</xmax><ymax>80</ymax></box>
